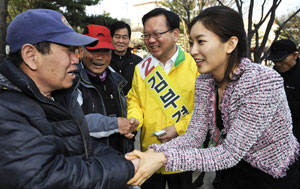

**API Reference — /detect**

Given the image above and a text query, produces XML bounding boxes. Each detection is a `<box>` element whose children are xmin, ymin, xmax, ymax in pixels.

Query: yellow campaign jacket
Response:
<box><xmin>127</xmin><ymin>48</ymin><xmax>199</xmax><ymax>174</ymax></box>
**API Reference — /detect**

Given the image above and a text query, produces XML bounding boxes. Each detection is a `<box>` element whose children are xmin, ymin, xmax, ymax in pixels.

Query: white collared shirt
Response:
<box><xmin>158</xmin><ymin>47</ymin><xmax>179</xmax><ymax>74</ymax></box>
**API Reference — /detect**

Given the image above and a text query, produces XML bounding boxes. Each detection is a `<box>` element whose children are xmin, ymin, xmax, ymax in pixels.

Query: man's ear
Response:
<box><xmin>21</xmin><ymin>44</ymin><xmax>38</xmax><ymax>70</ymax></box>
<box><xmin>79</xmin><ymin>46</ymin><xmax>84</xmax><ymax>59</ymax></box>
<box><xmin>226</xmin><ymin>36</ymin><xmax>239</xmax><ymax>54</ymax></box>
<box><xmin>292</xmin><ymin>51</ymin><xmax>299</xmax><ymax>60</ymax></box>
<box><xmin>173</xmin><ymin>28</ymin><xmax>180</xmax><ymax>42</ymax></box>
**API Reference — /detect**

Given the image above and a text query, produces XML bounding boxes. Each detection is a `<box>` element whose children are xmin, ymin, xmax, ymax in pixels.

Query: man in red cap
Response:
<box><xmin>78</xmin><ymin>24</ymin><xmax>138</xmax><ymax>156</ymax></box>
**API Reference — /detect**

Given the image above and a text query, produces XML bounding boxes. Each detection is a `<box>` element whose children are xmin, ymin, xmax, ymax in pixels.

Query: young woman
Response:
<box><xmin>126</xmin><ymin>6</ymin><xmax>299</xmax><ymax>189</ymax></box>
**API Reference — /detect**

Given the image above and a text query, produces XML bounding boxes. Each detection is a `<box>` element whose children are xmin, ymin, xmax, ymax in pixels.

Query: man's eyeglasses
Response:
<box><xmin>142</xmin><ymin>29</ymin><xmax>173</xmax><ymax>40</ymax></box>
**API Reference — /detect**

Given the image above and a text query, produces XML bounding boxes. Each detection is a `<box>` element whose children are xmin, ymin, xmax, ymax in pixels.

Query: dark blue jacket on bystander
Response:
<box><xmin>0</xmin><ymin>57</ymin><xmax>134</xmax><ymax>188</ymax></box>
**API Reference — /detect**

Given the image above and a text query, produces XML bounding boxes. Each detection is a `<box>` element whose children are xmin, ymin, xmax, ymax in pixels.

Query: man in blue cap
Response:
<box><xmin>0</xmin><ymin>9</ymin><xmax>138</xmax><ymax>188</ymax></box>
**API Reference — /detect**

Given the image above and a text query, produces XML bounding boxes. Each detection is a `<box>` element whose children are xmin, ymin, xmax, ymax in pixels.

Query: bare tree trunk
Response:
<box><xmin>254</xmin><ymin>1</ymin><xmax>277</xmax><ymax>63</ymax></box>
<box><xmin>198</xmin><ymin>0</ymin><xmax>203</xmax><ymax>12</ymax></box>
<box><xmin>179</xmin><ymin>16</ymin><xmax>189</xmax><ymax>52</ymax></box>
<box><xmin>0</xmin><ymin>0</ymin><xmax>8</xmax><ymax>62</ymax></box>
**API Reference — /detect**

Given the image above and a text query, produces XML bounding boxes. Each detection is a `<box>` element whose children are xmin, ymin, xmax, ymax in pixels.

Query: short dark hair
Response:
<box><xmin>142</xmin><ymin>8</ymin><xmax>180</xmax><ymax>30</ymax></box>
<box><xmin>189</xmin><ymin>6</ymin><xmax>248</xmax><ymax>84</ymax></box>
<box><xmin>110</xmin><ymin>21</ymin><xmax>131</xmax><ymax>39</ymax></box>
<box><xmin>9</xmin><ymin>41</ymin><xmax>52</xmax><ymax>67</ymax></box>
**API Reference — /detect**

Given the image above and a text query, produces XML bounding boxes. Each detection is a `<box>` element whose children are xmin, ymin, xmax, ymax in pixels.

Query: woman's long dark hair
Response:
<box><xmin>189</xmin><ymin>6</ymin><xmax>249</xmax><ymax>83</ymax></box>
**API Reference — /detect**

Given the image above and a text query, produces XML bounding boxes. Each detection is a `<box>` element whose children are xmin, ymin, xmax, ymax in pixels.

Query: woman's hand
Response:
<box><xmin>130</xmin><ymin>158</ymin><xmax>140</xmax><ymax>172</ymax></box>
<box><xmin>125</xmin><ymin>149</ymin><xmax>166</xmax><ymax>186</ymax></box>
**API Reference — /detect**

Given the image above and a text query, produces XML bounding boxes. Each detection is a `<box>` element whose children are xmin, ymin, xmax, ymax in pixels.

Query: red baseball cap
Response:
<box><xmin>83</xmin><ymin>24</ymin><xmax>115</xmax><ymax>50</ymax></box>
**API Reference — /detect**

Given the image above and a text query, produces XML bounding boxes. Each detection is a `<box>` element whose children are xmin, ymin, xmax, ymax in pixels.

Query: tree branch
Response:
<box><xmin>216</xmin><ymin>0</ymin><xmax>224</xmax><ymax>6</ymax></box>
<box><xmin>235</xmin><ymin>0</ymin><xmax>243</xmax><ymax>15</ymax></box>
<box><xmin>277</xmin><ymin>8</ymin><xmax>300</xmax><ymax>32</ymax></box>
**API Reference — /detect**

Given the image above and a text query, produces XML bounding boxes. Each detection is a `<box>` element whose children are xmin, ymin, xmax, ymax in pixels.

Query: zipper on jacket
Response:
<box><xmin>27</xmin><ymin>85</ymin><xmax>90</xmax><ymax>160</ymax></box>
<box><xmin>73</xmin><ymin>118</ymin><xmax>89</xmax><ymax>160</ymax></box>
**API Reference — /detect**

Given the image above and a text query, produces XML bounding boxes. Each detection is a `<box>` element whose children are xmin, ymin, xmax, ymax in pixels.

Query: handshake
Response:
<box><xmin>118</xmin><ymin>117</ymin><xmax>139</xmax><ymax>138</ymax></box>
<box><xmin>121</xmin><ymin>124</ymin><xmax>178</xmax><ymax>186</ymax></box>
<box><xmin>125</xmin><ymin>149</ymin><xmax>166</xmax><ymax>186</ymax></box>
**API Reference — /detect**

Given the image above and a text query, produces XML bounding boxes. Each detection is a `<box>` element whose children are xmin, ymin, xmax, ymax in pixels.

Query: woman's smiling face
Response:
<box><xmin>189</xmin><ymin>21</ymin><xmax>232</xmax><ymax>82</ymax></box>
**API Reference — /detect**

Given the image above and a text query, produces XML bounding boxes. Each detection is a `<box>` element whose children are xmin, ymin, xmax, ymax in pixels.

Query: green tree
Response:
<box><xmin>0</xmin><ymin>0</ymin><xmax>8</xmax><ymax>62</ymax></box>
<box><xmin>160</xmin><ymin>0</ymin><xmax>198</xmax><ymax>51</ymax></box>
<box><xmin>85</xmin><ymin>14</ymin><xmax>118</xmax><ymax>28</ymax></box>
<box><xmin>33</xmin><ymin>0</ymin><xmax>101</xmax><ymax>27</ymax></box>
<box><xmin>7</xmin><ymin>0</ymin><xmax>102</xmax><ymax>28</ymax></box>
<box><xmin>1</xmin><ymin>0</ymin><xmax>120</xmax><ymax>58</ymax></box>
<box><xmin>7</xmin><ymin>0</ymin><xmax>31</xmax><ymax>22</ymax></box>
<box><xmin>276</xmin><ymin>12</ymin><xmax>300</xmax><ymax>48</ymax></box>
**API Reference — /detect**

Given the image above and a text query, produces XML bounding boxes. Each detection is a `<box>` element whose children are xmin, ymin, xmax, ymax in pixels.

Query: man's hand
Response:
<box><xmin>129</xmin><ymin>117</ymin><xmax>139</xmax><ymax>129</ymax></box>
<box><xmin>157</xmin><ymin>125</ymin><xmax>178</xmax><ymax>143</ymax></box>
<box><xmin>118</xmin><ymin>117</ymin><xmax>139</xmax><ymax>138</ymax></box>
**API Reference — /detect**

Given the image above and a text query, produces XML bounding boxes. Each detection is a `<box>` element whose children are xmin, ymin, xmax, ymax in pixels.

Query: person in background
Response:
<box><xmin>267</xmin><ymin>39</ymin><xmax>300</xmax><ymax>141</ymax></box>
<box><xmin>267</xmin><ymin>39</ymin><xmax>300</xmax><ymax>187</ymax></box>
<box><xmin>0</xmin><ymin>9</ymin><xmax>137</xmax><ymax>188</ymax></box>
<box><xmin>78</xmin><ymin>24</ymin><xmax>138</xmax><ymax>154</ymax></box>
<box><xmin>110</xmin><ymin>21</ymin><xmax>143</xmax><ymax>96</ymax></box>
<box><xmin>126</xmin><ymin>6</ymin><xmax>300</xmax><ymax>189</ymax></box>
<box><xmin>127</xmin><ymin>8</ymin><xmax>199</xmax><ymax>189</ymax></box>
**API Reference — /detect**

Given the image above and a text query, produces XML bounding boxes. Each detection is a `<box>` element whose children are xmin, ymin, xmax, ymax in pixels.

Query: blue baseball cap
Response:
<box><xmin>6</xmin><ymin>9</ymin><xmax>98</xmax><ymax>53</ymax></box>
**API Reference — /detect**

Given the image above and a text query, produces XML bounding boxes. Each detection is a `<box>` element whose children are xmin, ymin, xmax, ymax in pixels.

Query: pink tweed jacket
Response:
<box><xmin>151</xmin><ymin>58</ymin><xmax>299</xmax><ymax>178</ymax></box>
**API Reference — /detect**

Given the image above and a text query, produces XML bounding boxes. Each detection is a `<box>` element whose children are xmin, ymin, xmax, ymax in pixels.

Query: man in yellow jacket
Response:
<box><xmin>127</xmin><ymin>8</ymin><xmax>199</xmax><ymax>189</ymax></box>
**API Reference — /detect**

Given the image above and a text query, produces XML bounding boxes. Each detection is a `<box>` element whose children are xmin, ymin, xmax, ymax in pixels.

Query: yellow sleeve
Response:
<box><xmin>173</xmin><ymin>111</ymin><xmax>193</xmax><ymax>135</ymax></box>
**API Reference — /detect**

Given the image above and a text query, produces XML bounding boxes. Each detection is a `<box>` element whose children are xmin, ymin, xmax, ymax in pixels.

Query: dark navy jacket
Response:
<box><xmin>78</xmin><ymin>65</ymin><xmax>134</xmax><ymax>154</ymax></box>
<box><xmin>0</xmin><ymin>58</ymin><xmax>134</xmax><ymax>188</ymax></box>
<box><xmin>276</xmin><ymin>58</ymin><xmax>300</xmax><ymax>140</ymax></box>
<box><xmin>110</xmin><ymin>49</ymin><xmax>142</xmax><ymax>95</ymax></box>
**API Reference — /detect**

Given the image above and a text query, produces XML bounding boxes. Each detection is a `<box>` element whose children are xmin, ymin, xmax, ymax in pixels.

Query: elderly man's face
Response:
<box><xmin>274</xmin><ymin>52</ymin><xmax>298</xmax><ymax>73</ymax></box>
<box><xmin>80</xmin><ymin>48</ymin><xmax>111</xmax><ymax>75</ymax></box>
<box><xmin>112</xmin><ymin>28</ymin><xmax>130</xmax><ymax>56</ymax></box>
<box><xmin>35</xmin><ymin>43</ymin><xmax>79</xmax><ymax>92</ymax></box>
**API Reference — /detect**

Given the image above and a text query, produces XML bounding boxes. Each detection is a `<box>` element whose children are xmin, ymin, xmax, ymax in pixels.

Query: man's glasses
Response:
<box><xmin>142</xmin><ymin>29</ymin><xmax>173</xmax><ymax>40</ymax></box>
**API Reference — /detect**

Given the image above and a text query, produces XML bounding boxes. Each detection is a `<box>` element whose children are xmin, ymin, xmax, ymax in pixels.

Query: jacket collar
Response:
<box><xmin>174</xmin><ymin>46</ymin><xmax>185</xmax><ymax>68</ymax></box>
<box><xmin>112</xmin><ymin>48</ymin><xmax>132</xmax><ymax>60</ymax></box>
<box><xmin>0</xmin><ymin>69</ymin><xmax>21</xmax><ymax>93</ymax></box>
<box><xmin>79</xmin><ymin>62</ymin><xmax>127</xmax><ymax>90</ymax></box>
<box><xmin>277</xmin><ymin>57</ymin><xmax>300</xmax><ymax>77</ymax></box>
<box><xmin>86</xmin><ymin>69</ymin><xmax>108</xmax><ymax>82</ymax></box>
<box><xmin>204</xmin><ymin>57</ymin><xmax>250</xmax><ymax>134</ymax></box>
<box><xmin>0</xmin><ymin>58</ymin><xmax>40</xmax><ymax>97</ymax></box>
<box><xmin>230</xmin><ymin>57</ymin><xmax>249</xmax><ymax>81</ymax></box>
